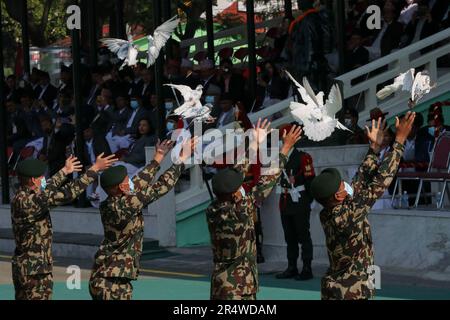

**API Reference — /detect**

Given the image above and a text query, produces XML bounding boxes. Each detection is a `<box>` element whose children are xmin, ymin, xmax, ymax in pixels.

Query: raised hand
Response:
<box><xmin>62</xmin><ymin>155</ymin><xmax>83</xmax><ymax>175</ymax></box>
<box><xmin>179</xmin><ymin>136</ymin><xmax>199</xmax><ymax>163</ymax></box>
<box><xmin>250</xmin><ymin>118</ymin><xmax>272</xmax><ymax>148</ymax></box>
<box><xmin>281</xmin><ymin>125</ymin><xmax>303</xmax><ymax>155</ymax></box>
<box><xmin>91</xmin><ymin>153</ymin><xmax>118</xmax><ymax>172</ymax></box>
<box><xmin>365</xmin><ymin>117</ymin><xmax>387</xmax><ymax>153</ymax></box>
<box><xmin>395</xmin><ymin>111</ymin><xmax>416</xmax><ymax>145</ymax></box>
<box><xmin>154</xmin><ymin>139</ymin><xmax>174</xmax><ymax>164</ymax></box>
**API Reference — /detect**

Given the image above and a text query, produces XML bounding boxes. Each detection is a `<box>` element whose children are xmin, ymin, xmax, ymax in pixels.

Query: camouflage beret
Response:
<box><xmin>16</xmin><ymin>159</ymin><xmax>47</xmax><ymax>178</ymax></box>
<box><xmin>311</xmin><ymin>168</ymin><xmax>342</xmax><ymax>201</ymax></box>
<box><xmin>100</xmin><ymin>165</ymin><xmax>127</xmax><ymax>189</ymax></box>
<box><xmin>212</xmin><ymin>168</ymin><xmax>244</xmax><ymax>195</ymax></box>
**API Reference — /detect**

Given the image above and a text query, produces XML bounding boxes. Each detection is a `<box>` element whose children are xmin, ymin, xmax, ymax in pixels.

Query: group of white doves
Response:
<box><xmin>101</xmin><ymin>15</ymin><xmax>435</xmax><ymax>142</ymax></box>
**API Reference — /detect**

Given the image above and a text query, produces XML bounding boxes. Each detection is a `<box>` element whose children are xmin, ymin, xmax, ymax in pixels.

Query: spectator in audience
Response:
<box><xmin>128</xmin><ymin>62</ymin><xmax>146</xmax><ymax>97</ymax></box>
<box><xmin>164</xmin><ymin>58</ymin><xmax>182</xmax><ymax>82</ymax></box>
<box><xmin>213</xmin><ymin>93</ymin><xmax>236</xmax><ymax>129</ymax></box>
<box><xmin>36</xmin><ymin>70</ymin><xmax>58</xmax><ymax>109</ymax></box>
<box><xmin>6</xmin><ymin>75</ymin><xmax>20</xmax><ymax>103</ymax></box>
<box><xmin>274</xmin><ymin>16</ymin><xmax>294</xmax><ymax>61</ymax></box>
<box><xmin>415</xmin><ymin>104</ymin><xmax>450</xmax><ymax>162</ymax></box>
<box><xmin>58</xmin><ymin>65</ymin><xmax>73</xmax><ymax>95</ymax></box>
<box><xmin>345</xmin><ymin>30</ymin><xmax>370</xmax><ymax>71</ymax></box>
<box><xmin>427</xmin><ymin>0</ymin><xmax>450</xmax><ymax>26</ymax></box>
<box><xmin>379</xmin><ymin>128</ymin><xmax>395</xmax><ymax>163</ymax></box>
<box><xmin>37</xmin><ymin>115</ymin><xmax>74</xmax><ymax>176</ymax></box>
<box><xmin>289</xmin><ymin>0</ymin><xmax>330</xmax><ymax>91</ymax></box>
<box><xmin>140</xmin><ymin>67</ymin><xmax>155</xmax><ymax>108</ymax></box>
<box><xmin>179</xmin><ymin>58</ymin><xmax>201</xmax><ymax>89</ymax></box>
<box><xmin>257</xmin><ymin>61</ymin><xmax>289</xmax><ymax>109</ymax></box>
<box><xmin>19</xmin><ymin>92</ymin><xmax>42</xmax><ymax>138</ymax></box>
<box><xmin>198</xmin><ymin>59</ymin><xmax>218</xmax><ymax>92</ymax></box>
<box><xmin>368</xmin><ymin>2</ymin><xmax>403</xmax><ymax>58</ymax></box>
<box><xmin>216</xmin><ymin>58</ymin><xmax>245</xmax><ymax>103</ymax></box>
<box><xmin>91</xmin><ymin>88</ymin><xmax>115</xmax><ymax>137</ymax></box>
<box><xmin>78</xmin><ymin>120</ymin><xmax>112</xmax><ymax>170</ymax></box>
<box><xmin>28</xmin><ymin>67</ymin><xmax>42</xmax><ymax>98</ymax></box>
<box><xmin>6</xmin><ymin>99</ymin><xmax>33</xmax><ymax>154</ymax></box>
<box><xmin>86</xmin><ymin>67</ymin><xmax>104</xmax><ymax>106</ymax></box>
<box><xmin>401</xmin><ymin>4</ymin><xmax>439</xmax><ymax>49</ymax></box>
<box><xmin>111</xmin><ymin>94</ymin><xmax>132</xmax><ymax>136</ymax></box>
<box><xmin>120</xmin><ymin>118</ymin><xmax>157</xmax><ymax>173</ymax></box>
<box><xmin>125</xmin><ymin>94</ymin><xmax>150</xmax><ymax>136</ymax></box>
<box><xmin>342</xmin><ymin>108</ymin><xmax>369</xmax><ymax>144</ymax></box>
<box><xmin>52</xmin><ymin>91</ymin><xmax>75</xmax><ymax>121</ymax></box>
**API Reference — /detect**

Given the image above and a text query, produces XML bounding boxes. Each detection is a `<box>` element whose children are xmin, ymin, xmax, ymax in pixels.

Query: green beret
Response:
<box><xmin>311</xmin><ymin>168</ymin><xmax>342</xmax><ymax>201</ymax></box>
<box><xmin>212</xmin><ymin>168</ymin><xmax>244</xmax><ymax>195</ymax></box>
<box><xmin>16</xmin><ymin>159</ymin><xmax>47</xmax><ymax>178</ymax></box>
<box><xmin>100</xmin><ymin>165</ymin><xmax>127</xmax><ymax>189</ymax></box>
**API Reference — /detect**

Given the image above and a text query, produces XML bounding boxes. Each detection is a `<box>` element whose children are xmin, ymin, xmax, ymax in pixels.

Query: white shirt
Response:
<box><xmin>85</xmin><ymin>139</ymin><xmax>96</xmax><ymax>164</ymax></box>
<box><xmin>399</xmin><ymin>3</ymin><xmax>418</xmax><ymax>25</ymax></box>
<box><xmin>38</xmin><ymin>84</ymin><xmax>49</xmax><ymax>100</ymax></box>
<box><xmin>403</xmin><ymin>139</ymin><xmax>416</xmax><ymax>161</ymax></box>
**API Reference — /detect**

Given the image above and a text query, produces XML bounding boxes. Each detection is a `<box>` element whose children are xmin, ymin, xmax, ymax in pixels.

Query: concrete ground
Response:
<box><xmin>1</xmin><ymin>247</ymin><xmax>450</xmax><ymax>300</ymax></box>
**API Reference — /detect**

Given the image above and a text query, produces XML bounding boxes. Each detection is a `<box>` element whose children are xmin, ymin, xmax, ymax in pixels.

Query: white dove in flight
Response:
<box><xmin>286</xmin><ymin>71</ymin><xmax>351</xmax><ymax>142</ymax></box>
<box><xmin>147</xmin><ymin>16</ymin><xmax>180</xmax><ymax>67</ymax></box>
<box><xmin>376</xmin><ymin>68</ymin><xmax>435</xmax><ymax>107</ymax></box>
<box><xmin>100</xmin><ymin>24</ymin><xmax>138</xmax><ymax>70</ymax></box>
<box><xmin>164</xmin><ymin>84</ymin><xmax>204</xmax><ymax>116</ymax></box>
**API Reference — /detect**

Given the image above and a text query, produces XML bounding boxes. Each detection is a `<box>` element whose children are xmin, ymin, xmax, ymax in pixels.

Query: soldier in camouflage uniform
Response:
<box><xmin>206</xmin><ymin>120</ymin><xmax>303</xmax><ymax>300</ymax></box>
<box><xmin>310</xmin><ymin>113</ymin><xmax>416</xmax><ymax>300</ymax></box>
<box><xmin>89</xmin><ymin>138</ymin><xmax>196</xmax><ymax>300</ymax></box>
<box><xmin>11</xmin><ymin>154</ymin><xmax>117</xmax><ymax>300</ymax></box>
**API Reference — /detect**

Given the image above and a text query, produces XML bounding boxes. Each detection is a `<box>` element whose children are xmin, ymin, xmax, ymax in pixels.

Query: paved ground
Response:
<box><xmin>1</xmin><ymin>247</ymin><xmax>450</xmax><ymax>300</ymax></box>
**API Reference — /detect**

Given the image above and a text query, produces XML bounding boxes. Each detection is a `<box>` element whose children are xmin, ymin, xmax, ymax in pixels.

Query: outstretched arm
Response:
<box><xmin>132</xmin><ymin>140</ymin><xmax>173</xmax><ymax>190</ymax></box>
<box><xmin>355</xmin><ymin>112</ymin><xmax>415</xmax><ymax>207</ymax></box>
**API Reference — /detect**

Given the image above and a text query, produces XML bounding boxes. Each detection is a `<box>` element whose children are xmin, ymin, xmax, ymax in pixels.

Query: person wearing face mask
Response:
<box><xmin>216</xmin><ymin>58</ymin><xmax>245</xmax><ymax>104</ymax></box>
<box><xmin>11</xmin><ymin>154</ymin><xmax>117</xmax><ymax>300</ymax></box>
<box><xmin>125</xmin><ymin>94</ymin><xmax>150</xmax><ymax>136</ymax></box>
<box><xmin>206</xmin><ymin>120</ymin><xmax>302</xmax><ymax>300</ymax></box>
<box><xmin>89</xmin><ymin>138</ymin><xmax>197</xmax><ymax>300</ymax></box>
<box><xmin>342</xmin><ymin>108</ymin><xmax>368</xmax><ymax>145</ymax></box>
<box><xmin>310</xmin><ymin>112</ymin><xmax>416</xmax><ymax>300</ymax></box>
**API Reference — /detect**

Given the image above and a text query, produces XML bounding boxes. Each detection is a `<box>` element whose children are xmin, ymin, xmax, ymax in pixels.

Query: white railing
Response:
<box><xmin>174</xmin><ymin>28</ymin><xmax>450</xmax><ymax>209</ymax></box>
<box><xmin>335</xmin><ymin>27</ymin><xmax>450</xmax><ymax>126</ymax></box>
<box><xmin>180</xmin><ymin>17</ymin><xmax>284</xmax><ymax>60</ymax></box>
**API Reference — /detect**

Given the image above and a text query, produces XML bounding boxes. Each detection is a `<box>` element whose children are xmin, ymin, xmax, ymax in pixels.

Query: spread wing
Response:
<box><xmin>147</xmin><ymin>16</ymin><xmax>180</xmax><ymax>66</ymax></box>
<box><xmin>324</xmin><ymin>84</ymin><xmax>343</xmax><ymax>119</ymax></box>
<box><xmin>302</xmin><ymin>77</ymin><xmax>321</xmax><ymax>107</ymax></box>
<box><xmin>285</xmin><ymin>71</ymin><xmax>319</xmax><ymax>107</ymax></box>
<box><xmin>164</xmin><ymin>84</ymin><xmax>194</xmax><ymax>102</ymax></box>
<box><xmin>376</xmin><ymin>68</ymin><xmax>415</xmax><ymax>100</ymax></box>
<box><xmin>289</xmin><ymin>101</ymin><xmax>316</xmax><ymax>125</ymax></box>
<box><xmin>411</xmin><ymin>71</ymin><xmax>432</xmax><ymax>103</ymax></box>
<box><xmin>100</xmin><ymin>38</ymin><xmax>130</xmax><ymax>60</ymax></box>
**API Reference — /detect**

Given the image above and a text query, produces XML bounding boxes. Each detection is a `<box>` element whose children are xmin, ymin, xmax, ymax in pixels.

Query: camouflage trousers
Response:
<box><xmin>89</xmin><ymin>276</ymin><xmax>133</xmax><ymax>300</ymax></box>
<box><xmin>12</xmin><ymin>271</ymin><xmax>53</xmax><ymax>300</ymax></box>
<box><xmin>211</xmin><ymin>294</ymin><xmax>256</xmax><ymax>300</ymax></box>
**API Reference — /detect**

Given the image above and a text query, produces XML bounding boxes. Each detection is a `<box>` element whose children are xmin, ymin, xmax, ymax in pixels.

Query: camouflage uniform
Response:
<box><xmin>89</xmin><ymin>160</ymin><xmax>183</xmax><ymax>300</ymax></box>
<box><xmin>206</xmin><ymin>153</ymin><xmax>287</xmax><ymax>300</ymax></box>
<box><xmin>320</xmin><ymin>142</ymin><xmax>404</xmax><ymax>300</ymax></box>
<box><xmin>11</xmin><ymin>169</ymin><xmax>98</xmax><ymax>300</ymax></box>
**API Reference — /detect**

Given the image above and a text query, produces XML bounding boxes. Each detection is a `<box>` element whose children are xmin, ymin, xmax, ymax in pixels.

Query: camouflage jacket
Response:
<box><xmin>320</xmin><ymin>142</ymin><xmax>404</xmax><ymax>300</ymax></box>
<box><xmin>11</xmin><ymin>169</ymin><xmax>98</xmax><ymax>276</ymax></box>
<box><xmin>91</xmin><ymin>160</ymin><xmax>183</xmax><ymax>280</ymax></box>
<box><xmin>206</xmin><ymin>153</ymin><xmax>287</xmax><ymax>299</ymax></box>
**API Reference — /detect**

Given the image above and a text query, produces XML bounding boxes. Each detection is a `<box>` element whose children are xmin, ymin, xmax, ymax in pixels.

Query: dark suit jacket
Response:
<box><xmin>125</xmin><ymin>107</ymin><xmax>150</xmax><ymax>135</ymax></box>
<box><xmin>379</xmin><ymin>21</ymin><xmax>404</xmax><ymax>56</ymax></box>
<box><xmin>91</xmin><ymin>105</ymin><xmax>115</xmax><ymax>136</ymax></box>
<box><xmin>112</xmin><ymin>108</ymin><xmax>132</xmax><ymax>135</ymax></box>
<box><xmin>128</xmin><ymin>79</ymin><xmax>144</xmax><ymax>97</ymax></box>
<box><xmin>123</xmin><ymin>134</ymin><xmax>157</xmax><ymax>168</ymax></box>
<box><xmin>77</xmin><ymin>136</ymin><xmax>112</xmax><ymax>168</ymax></box>
<box><xmin>38</xmin><ymin>84</ymin><xmax>58</xmax><ymax>108</ymax></box>
<box><xmin>218</xmin><ymin>73</ymin><xmax>246</xmax><ymax>103</ymax></box>
<box><xmin>42</xmin><ymin>124</ymin><xmax>75</xmax><ymax>176</ymax></box>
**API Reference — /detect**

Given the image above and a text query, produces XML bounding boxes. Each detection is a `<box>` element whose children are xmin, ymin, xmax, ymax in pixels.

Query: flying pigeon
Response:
<box><xmin>376</xmin><ymin>68</ymin><xmax>435</xmax><ymax>106</ymax></box>
<box><xmin>286</xmin><ymin>71</ymin><xmax>351</xmax><ymax>142</ymax></box>
<box><xmin>164</xmin><ymin>84</ymin><xmax>204</xmax><ymax>116</ymax></box>
<box><xmin>147</xmin><ymin>16</ymin><xmax>180</xmax><ymax>67</ymax></box>
<box><xmin>100</xmin><ymin>24</ymin><xmax>139</xmax><ymax>70</ymax></box>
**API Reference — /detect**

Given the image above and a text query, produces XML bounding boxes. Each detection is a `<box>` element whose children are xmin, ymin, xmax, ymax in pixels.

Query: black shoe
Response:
<box><xmin>257</xmin><ymin>254</ymin><xmax>265</xmax><ymax>264</ymax></box>
<box><xmin>276</xmin><ymin>267</ymin><xmax>298</xmax><ymax>279</ymax></box>
<box><xmin>295</xmin><ymin>267</ymin><xmax>313</xmax><ymax>281</ymax></box>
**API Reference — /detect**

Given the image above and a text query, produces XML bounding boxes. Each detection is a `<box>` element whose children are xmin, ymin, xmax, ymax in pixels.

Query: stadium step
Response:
<box><xmin>0</xmin><ymin>228</ymin><xmax>166</xmax><ymax>260</ymax></box>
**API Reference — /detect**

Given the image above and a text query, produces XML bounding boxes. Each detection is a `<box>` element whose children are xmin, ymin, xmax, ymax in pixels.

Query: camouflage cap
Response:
<box><xmin>16</xmin><ymin>159</ymin><xmax>47</xmax><ymax>178</ymax></box>
<box><xmin>311</xmin><ymin>168</ymin><xmax>342</xmax><ymax>200</ymax></box>
<box><xmin>100</xmin><ymin>165</ymin><xmax>127</xmax><ymax>189</ymax></box>
<box><xmin>212</xmin><ymin>168</ymin><xmax>244</xmax><ymax>195</ymax></box>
